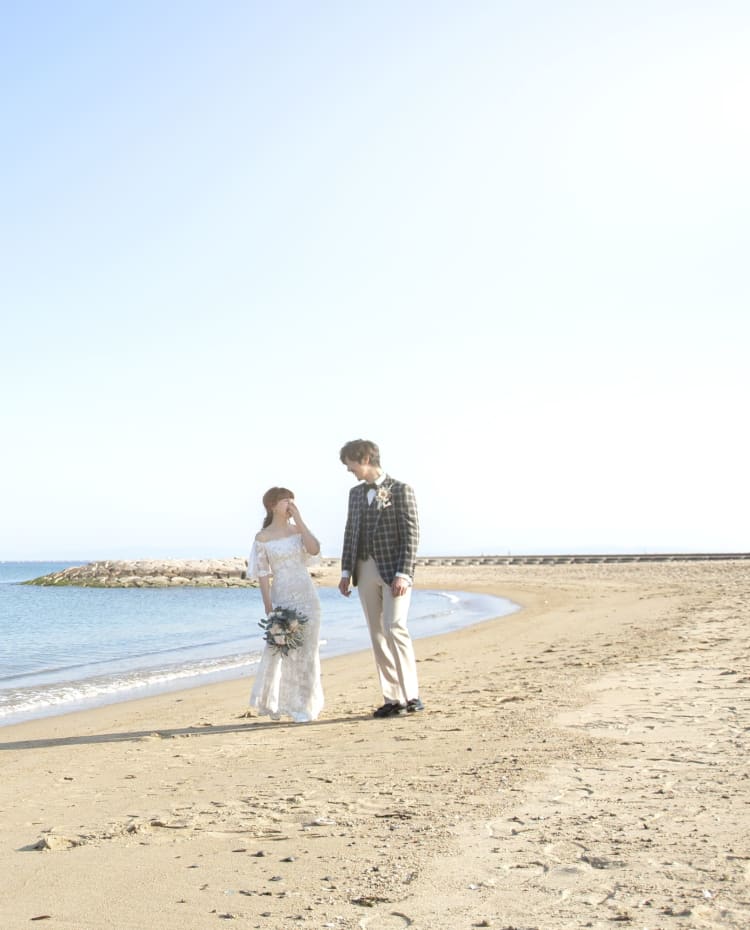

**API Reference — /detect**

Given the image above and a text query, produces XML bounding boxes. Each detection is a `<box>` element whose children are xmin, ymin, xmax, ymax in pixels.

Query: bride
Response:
<box><xmin>247</xmin><ymin>487</ymin><xmax>324</xmax><ymax>722</ymax></box>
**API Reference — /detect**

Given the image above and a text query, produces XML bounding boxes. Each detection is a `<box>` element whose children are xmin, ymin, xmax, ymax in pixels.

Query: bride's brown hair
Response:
<box><xmin>261</xmin><ymin>487</ymin><xmax>294</xmax><ymax>529</ymax></box>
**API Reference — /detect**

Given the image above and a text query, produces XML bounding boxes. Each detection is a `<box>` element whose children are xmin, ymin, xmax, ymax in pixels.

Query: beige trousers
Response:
<box><xmin>356</xmin><ymin>557</ymin><xmax>419</xmax><ymax>704</ymax></box>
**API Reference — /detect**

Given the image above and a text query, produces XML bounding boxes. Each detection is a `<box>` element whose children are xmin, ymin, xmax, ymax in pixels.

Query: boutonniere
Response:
<box><xmin>375</xmin><ymin>483</ymin><xmax>393</xmax><ymax>510</ymax></box>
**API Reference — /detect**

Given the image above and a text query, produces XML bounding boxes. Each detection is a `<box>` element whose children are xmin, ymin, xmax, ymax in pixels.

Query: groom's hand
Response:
<box><xmin>338</xmin><ymin>576</ymin><xmax>352</xmax><ymax>597</ymax></box>
<box><xmin>391</xmin><ymin>577</ymin><xmax>409</xmax><ymax>597</ymax></box>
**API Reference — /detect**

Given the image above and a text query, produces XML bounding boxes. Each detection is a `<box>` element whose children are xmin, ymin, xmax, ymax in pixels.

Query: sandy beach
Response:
<box><xmin>1</xmin><ymin>560</ymin><xmax>748</xmax><ymax>930</ymax></box>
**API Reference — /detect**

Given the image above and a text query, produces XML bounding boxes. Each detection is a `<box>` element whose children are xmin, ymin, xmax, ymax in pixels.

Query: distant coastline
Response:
<box><xmin>21</xmin><ymin>552</ymin><xmax>750</xmax><ymax>587</ymax></box>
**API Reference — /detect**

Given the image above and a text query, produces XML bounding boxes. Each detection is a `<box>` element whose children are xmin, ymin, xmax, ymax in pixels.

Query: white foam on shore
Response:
<box><xmin>0</xmin><ymin>651</ymin><xmax>263</xmax><ymax>723</ymax></box>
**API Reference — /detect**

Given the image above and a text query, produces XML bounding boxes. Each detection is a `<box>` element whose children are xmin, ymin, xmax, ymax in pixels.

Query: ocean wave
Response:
<box><xmin>0</xmin><ymin>632</ymin><xmax>256</xmax><ymax>687</ymax></box>
<box><xmin>0</xmin><ymin>651</ymin><xmax>262</xmax><ymax>723</ymax></box>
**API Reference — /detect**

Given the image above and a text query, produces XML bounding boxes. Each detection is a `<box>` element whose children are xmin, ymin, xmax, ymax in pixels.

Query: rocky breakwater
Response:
<box><xmin>25</xmin><ymin>558</ymin><xmax>254</xmax><ymax>588</ymax></box>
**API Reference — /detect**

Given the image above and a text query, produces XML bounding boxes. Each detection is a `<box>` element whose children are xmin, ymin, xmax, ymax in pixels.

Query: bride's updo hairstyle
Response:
<box><xmin>261</xmin><ymin>486</ymin><xmax>295</xmax><ymax>529</ymax></box>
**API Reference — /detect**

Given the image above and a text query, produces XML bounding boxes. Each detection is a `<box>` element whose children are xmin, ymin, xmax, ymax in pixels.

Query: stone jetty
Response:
<box><xmin>26</xmin><ymin>558</ymin><xmax>255</xmax><ymax>588</ymax></box>
<box><xmin>24</xmin><ymin>557</ymin><xmax>342</xmax><ymax>588</ymax></box>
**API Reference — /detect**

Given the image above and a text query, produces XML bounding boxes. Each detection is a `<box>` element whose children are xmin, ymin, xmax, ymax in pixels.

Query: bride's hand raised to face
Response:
<box><xmin>287</xmin><ymin>500</ymin><xmax>319</xmax><ymax>555</ymax></box>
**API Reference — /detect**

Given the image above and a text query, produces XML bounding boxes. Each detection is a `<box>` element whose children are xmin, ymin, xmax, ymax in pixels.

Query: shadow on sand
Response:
<box><xmin>0</xmin><ymin>713</ymin><xmax>376</xmax><ymax>752</ymax></box>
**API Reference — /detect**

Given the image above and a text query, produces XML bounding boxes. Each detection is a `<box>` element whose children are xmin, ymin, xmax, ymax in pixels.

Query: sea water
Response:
<box><xmin>0</xmin><ymin>561</ymin><xmax>518</xmax><ymax>727</ymax></box>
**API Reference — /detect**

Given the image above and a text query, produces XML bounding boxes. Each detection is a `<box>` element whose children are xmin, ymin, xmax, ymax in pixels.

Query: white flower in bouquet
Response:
<box><xmin>258</xmin><ymin>606</ymin><xmax>309</xmax><ymax>656</ymax></box>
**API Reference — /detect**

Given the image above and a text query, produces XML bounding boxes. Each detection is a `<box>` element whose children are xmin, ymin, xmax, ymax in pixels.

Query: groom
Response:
<box><xmin>338</xmin><ymin>439</ymin><xmax>423</xmax><ymax>717</ymax></box>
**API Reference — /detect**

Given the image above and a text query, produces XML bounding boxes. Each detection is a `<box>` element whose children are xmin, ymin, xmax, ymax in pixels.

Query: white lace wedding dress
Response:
<box><xmin>247</xmin><ymin>534</ymin><xmax>324</xmax><ymax>722</ymax></box>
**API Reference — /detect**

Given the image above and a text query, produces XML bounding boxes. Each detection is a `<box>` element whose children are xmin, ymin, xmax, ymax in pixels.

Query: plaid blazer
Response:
<box><xmin>341</xmin><ymin>475</ymin><xmax>419</xmax><ymax>586</ymax></box>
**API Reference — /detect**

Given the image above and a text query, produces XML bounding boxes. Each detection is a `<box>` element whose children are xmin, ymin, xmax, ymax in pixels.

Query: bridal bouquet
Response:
<box><xmin>259</xmin><ymin>606</ymin><xmax>308</xmax><ymax>656</ymax></box>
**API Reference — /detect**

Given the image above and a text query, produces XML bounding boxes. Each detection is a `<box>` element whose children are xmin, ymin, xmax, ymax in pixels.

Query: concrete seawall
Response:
<box><xmin>415</xmin><ymin>552</ymin><xmax>750</xmax><ymax>566</ymax></box>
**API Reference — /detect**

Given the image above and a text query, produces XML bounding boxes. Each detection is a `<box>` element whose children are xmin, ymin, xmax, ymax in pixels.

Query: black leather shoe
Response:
<box><xmin>406</xmin><ymin>698</ymin><xmax>424</xmax><ymax>713</ymax></box>
<box><xmin>373</xmin><ymin>702</ymin><xmax>406</xmax><ymax>718</ymax></box>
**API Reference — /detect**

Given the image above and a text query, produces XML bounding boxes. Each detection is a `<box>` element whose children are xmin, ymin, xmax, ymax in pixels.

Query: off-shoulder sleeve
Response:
<box><xmin>247</xmin><ymin>540</ymin><xmax>271</xmax><ymax>581</ymax></box>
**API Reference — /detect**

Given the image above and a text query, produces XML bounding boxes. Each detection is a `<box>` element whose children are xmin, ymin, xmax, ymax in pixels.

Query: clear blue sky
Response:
<box><xmin>2</xmin><ymin>1</ymin><xmax>748</xmax><ymax>560</ymax></box>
